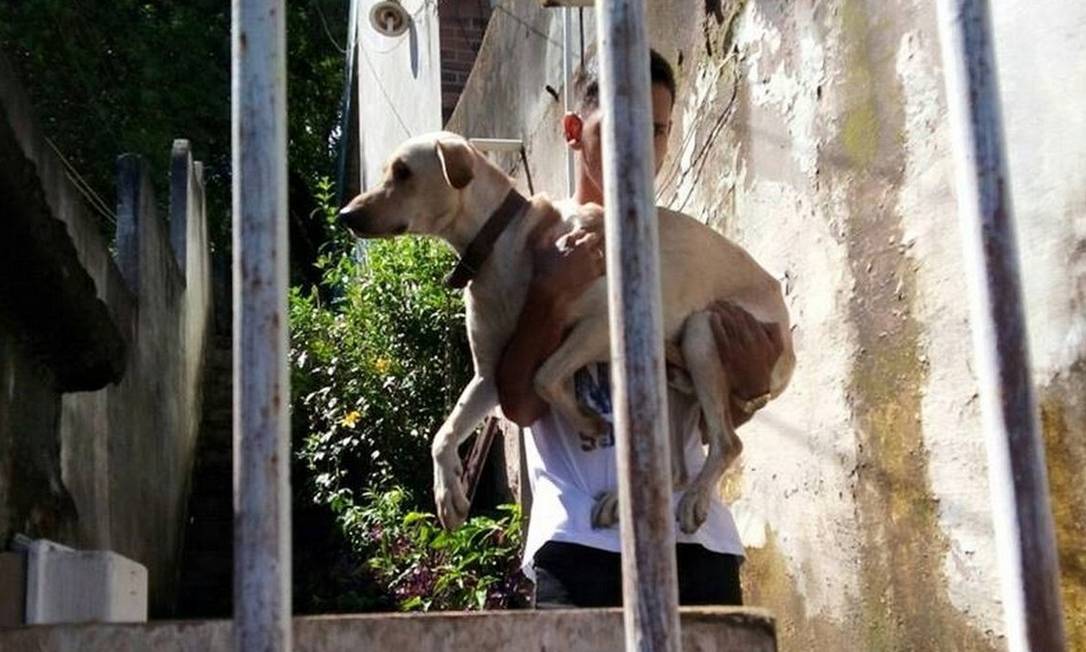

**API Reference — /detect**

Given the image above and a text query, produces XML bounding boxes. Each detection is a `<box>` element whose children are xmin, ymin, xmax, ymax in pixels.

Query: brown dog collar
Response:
<box><xmin>445</xmin><ymin>189</ymin><xmax>530</xmax><ymax>289</ymax></box>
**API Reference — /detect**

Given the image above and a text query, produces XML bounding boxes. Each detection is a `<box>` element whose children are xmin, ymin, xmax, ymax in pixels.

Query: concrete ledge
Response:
<box><xmin>0</xmin><ymin>607</ymin><xmax>775</xmax><ymax>651</ymax></box>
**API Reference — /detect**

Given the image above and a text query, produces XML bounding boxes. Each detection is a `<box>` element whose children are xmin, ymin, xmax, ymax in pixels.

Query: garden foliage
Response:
<box><xmin>290</xmin><ymin>179</ymin><xmax>529</xmax><ymax>611</ymax></box>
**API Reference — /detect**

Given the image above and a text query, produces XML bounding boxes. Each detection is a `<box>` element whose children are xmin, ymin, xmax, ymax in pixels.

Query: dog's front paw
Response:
<box><xmin>677</xmin><ymin>486</ymin><xmax>710</xmax><ymax>534</ymax></box>
<box><xmin>591</xmin><ymin>492</ymin><xmax>619</xmax><ymax>529</ymax></box>
<box><xmin>433</xmin><ymin>449</ymin><xmax>469</xmax><ymax>530</ymax></box>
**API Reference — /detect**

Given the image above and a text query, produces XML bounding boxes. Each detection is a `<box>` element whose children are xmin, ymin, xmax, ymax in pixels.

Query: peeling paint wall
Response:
<box><xmin>439</xmin><ymin>1</ymin><xmax>1085</xmax><ymax>649</ymax></box>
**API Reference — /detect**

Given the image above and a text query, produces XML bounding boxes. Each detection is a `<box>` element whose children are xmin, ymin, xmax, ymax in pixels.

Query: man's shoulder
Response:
<box><xmin>554</xmin><ymin>200</ymin><xmax>707</xmax><ymax>224</ymax></box>
<box><xmin>552</xmin><ymin>197</ymin><xmax>586</xmax><ymax>222</ymax></box>
<box><xmin>655</xmin><ymin>205</ymin><xmax>712</xmax><ymax>226</ymax></box>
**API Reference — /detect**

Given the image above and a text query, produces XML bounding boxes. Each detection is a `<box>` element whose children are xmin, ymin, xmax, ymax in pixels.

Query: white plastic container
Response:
<box><xmin>25</xmin><ymin>539</ymin><xmax>147</xmax><ymax>624</ymax></box>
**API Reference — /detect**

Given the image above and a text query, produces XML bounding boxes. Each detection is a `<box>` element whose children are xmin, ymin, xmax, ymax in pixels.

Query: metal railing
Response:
<box><xmin>232</xmin><ymin>0</ymin><xmax>292</xmax><ymax>649</ymax></box>
<box><xmin>229</xmin><ymin>1</ymin><xmax>1066</xmax><ymax>650</ymax></box>
<box><xmin>935</xmin><ymin>1</ymin><xmax>1066</xmax><ymax>650</ymax></box>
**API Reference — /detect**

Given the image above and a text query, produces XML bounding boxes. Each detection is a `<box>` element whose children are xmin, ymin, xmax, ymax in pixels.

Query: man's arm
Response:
<box><xmin>496</xmin><ymin>283</ymin><xmax>567</xmax><ymax>425</ymax></box>
<box><xmin>496</xmin><ymin>228</ymin><xmax>604</xmax><ymax>426</ymax></box>
<box><xmin>497</xmin><ymin>230</ymin><xmax>782</xmax><ymax>428</ymax></box>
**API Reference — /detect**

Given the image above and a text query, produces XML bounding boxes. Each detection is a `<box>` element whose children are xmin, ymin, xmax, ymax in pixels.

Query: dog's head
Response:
<box><xmin>338</xmin><ymin>132</ymin><xmax>477</xmax><ymax>239</ymax></box>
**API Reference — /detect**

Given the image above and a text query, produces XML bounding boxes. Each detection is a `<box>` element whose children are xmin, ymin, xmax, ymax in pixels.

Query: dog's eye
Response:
<box><xmin>392</xmin><ymin>161</ymin><xmax>412</xmax><ymax>182</ymax></box>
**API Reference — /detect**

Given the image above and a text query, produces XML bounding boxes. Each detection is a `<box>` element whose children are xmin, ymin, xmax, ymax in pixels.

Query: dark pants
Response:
<box><xmin>532</xmin><ymin>541</ymin><xmax>743</xmax><ymax>609</ymax></box>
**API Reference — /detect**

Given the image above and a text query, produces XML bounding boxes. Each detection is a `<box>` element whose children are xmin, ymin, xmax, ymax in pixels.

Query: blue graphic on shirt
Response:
<box><xmin>573</xmin><ymin>363</ymin><xmax>615</xmax><ymax>451</ymax></box>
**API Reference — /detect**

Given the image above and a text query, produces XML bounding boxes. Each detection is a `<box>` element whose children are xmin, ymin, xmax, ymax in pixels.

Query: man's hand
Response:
<box><xmin>706</xmin><ymin>301</ymin><xmax>784</xmax><ymax>427</ymax></box>
<box><xmin>530</xmin><ymin>226</ymin><xmax>605</xmax><ymax>310</ymax></box>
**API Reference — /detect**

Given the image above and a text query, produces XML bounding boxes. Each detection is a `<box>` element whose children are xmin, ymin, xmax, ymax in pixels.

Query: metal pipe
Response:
<box><xmin>935</xmin><ymin>2</ymin><xmax>1066</xmax><ymax>650</ymax></box>
<box><xmin>468</xmin><ymin>138</ymin><xmax>524</xmax><ymax>152</ymax></box>
<box><xmin>519</xmin><ymin>147</ymin><xmax>537</xmax><ymax>196</ymax></box>
<box><xmin>562</xmin><ymin>6</ymin><xmax>576</xmax><ymax>196</ymax></box>
<box><xmin>231</xmin><ymin>0</ymin><xmax>292</xmax><ymax>649</ymax></box>
<box><xmin>595</xmin><ymin>1</ymin><xmax>681</xmax><ymax>650</ymax></box>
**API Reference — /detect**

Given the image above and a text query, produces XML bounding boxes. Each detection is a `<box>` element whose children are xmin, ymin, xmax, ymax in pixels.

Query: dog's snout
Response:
<box><xmin>336</xmin><ymin>195</ymin><xmax>408</xmax><ymax>239</ymax></box>
<box><xmin>338</xmin><ymin>207</ymin><xmax>363</xmax><ymax>228</ymax></box>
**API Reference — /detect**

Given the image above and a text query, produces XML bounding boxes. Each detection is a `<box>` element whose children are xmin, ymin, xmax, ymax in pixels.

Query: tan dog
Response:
<box><xmin>339</xmin><ymin>131</ymin><xmax>795</xmax><ymax>533</ymax></box>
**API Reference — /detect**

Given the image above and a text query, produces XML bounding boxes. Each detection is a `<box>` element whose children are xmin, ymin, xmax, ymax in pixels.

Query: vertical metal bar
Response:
<box><xmin>562</xmin><ymin>6</ymin><xmax>576</xmax><ymax>196</ymax></box>
<box><xmin>935</xmin><ymin>2</ymin><xmax>1066</xmax><ymax>651</ymax></box>
<box><xmin>232</xmin><ymin>0</ymin><xmax>292</xmax><ymax>650</ymax></box>
<box><xmin>595</xmin><ymin>1</ymin><xmax>681</xmax><ymax>650</ymax></box>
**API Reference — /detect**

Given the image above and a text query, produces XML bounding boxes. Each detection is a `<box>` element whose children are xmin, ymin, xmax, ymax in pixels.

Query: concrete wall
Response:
<box><xmin>0</xmin><ymin>54</ymin><xmax>213</xmax><ymax>616</ymax></box>
<box><xmin>448</xmin><ymin>1</ymin><xmax>573</xmax><ymax>196</ymax></box>
<box><xmin>443</xmin><ymin>2</ymin><xmax>1085</xmax><ymax>650</ymax></box>
<box><xmin>356</xmin><ymin>0</ymin><xmax>443</xmax><ymax>190</ymax></box>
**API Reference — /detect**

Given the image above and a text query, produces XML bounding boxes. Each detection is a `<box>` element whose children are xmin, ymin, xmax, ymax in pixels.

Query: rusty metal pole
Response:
<box><xmin>595</xmin><ymin>1</ymin><xmax>681</xmax><ymax>650</ymax></box>
<box><xmin>232</xmin><ymin>0</ymin><xmax>291</xmax><ymax>650</ymax></box>
<box><xmin>935</xmin><ymin>2</ymin><xmax>1066</xmax><ymax>650</ymax></box>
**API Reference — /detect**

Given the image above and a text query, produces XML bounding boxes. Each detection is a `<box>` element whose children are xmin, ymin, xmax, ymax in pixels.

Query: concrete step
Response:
<box><xmin>174</xmin><ymin>323</ymin><xmax>236</xmax><ymax>617</ymax></box>
<box><xmin>183</xmin><ymin>501</ymin><xmax>231</xmax><ymax>521</ymax></box>
<box><xmin>0</xmin><ymin>608</ymin><xmax>776</xmax><ymax>651</ymax></box>
<box><xmin>176</xmin><ymin>334</ymin><xmax>236</xmax><ymax>619</ymax></box>
<box><xmin>176</xmin><ymin>553</ymin><xmax>231</xmax><ymax>580</ymax></box>
<box><xmin>185</xmin><ymin>498</ymin><xmax>231</xmax><ymax>520</ymax></box>
<box><xmin>203</xmin><ymin>409</ymin><xmax>233</xmax><ymax>427</ymax></box>
<box><xmin>196</xmin><ymin>432</ymin><xmax>231</xmax><ymax>450</ymax></box>
<box><xmin>187</xmin><ymin>462</ymin><xmax>229</xmax><ymax>481</ymax></box>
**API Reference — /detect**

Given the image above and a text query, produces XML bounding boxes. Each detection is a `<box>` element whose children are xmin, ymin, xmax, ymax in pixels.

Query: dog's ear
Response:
<box><xmin>436</xmin><ymin>138</ymin><xmax>475</xmax><ymax>190</ymax></box>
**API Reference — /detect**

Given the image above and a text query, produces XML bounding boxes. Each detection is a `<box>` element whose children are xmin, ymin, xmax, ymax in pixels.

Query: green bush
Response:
<box><xmin>290</xmin><ymin>178</ymin><xmax>472</xmax><ymax>509</ymax></box>
<box><xmin>289</xmin><ymin>179</ymin><xmax>528</xmax><ymax>611</ymax></box>
<box><xmin>345</xmin><ymin>487</ymin><xmax>530</xmax><ymax>611</ymax></box>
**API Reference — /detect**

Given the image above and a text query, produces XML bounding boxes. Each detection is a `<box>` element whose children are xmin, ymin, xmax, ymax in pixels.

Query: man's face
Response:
<box><xmin>569</xmin><ymin>82</ymin><xmax>674</xmax><ymax>195</ymax></box>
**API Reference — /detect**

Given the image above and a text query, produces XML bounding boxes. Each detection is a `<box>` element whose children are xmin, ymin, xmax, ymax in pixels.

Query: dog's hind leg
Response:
<box><xmin>674</xmin><ymin>401</ymin><xmax>700</xmax><ymax>489</ymax></box>
<box><xmin>432</xmin><ymin>375</ymin><xmax>498</xmax><ymax>530</ymax></box>
<box><xmin>593</xmin><ymin>357</ymin><xmax>709</xmax><ymax>530</ymax></box>
<box><xmin>534</xmin><ymin>318</ymin><xmax>611</xmax><ymax>436</ymax></box>
<box><xmin>676</xmin><ymin>311</ymin><xmax>742</xmax><ymax>534</ymax></box>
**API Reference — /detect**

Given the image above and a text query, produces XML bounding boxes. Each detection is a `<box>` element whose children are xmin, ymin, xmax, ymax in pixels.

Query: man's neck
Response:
<box><xmin>572</xmin><ymin>175</ymin><xmax>604</xmax><ymax>206</ymax></box>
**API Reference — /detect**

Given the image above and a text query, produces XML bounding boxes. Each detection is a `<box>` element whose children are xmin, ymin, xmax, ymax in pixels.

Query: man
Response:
<box><xmin>496</xmin><ymin>50</ymin><xmax>784</xmax><ymax>607</ymax></box>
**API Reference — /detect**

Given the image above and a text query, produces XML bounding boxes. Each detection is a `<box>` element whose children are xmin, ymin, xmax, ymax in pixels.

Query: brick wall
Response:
<box><xmin>438</xmin><ymin>1</ymin><xmax>492</xmax><ymax>124</ymax></box>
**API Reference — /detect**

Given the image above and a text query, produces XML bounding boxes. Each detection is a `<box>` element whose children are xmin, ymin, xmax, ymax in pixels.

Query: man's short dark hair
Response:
<box><xmin>574</xmin><ymin>48</ymin><xmax>677</xmax><ymax>112</ymax></box>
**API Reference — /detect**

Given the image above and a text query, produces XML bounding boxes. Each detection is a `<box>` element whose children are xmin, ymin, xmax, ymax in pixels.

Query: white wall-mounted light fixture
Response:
<box><xmin>370</xmin><ymin>1</ymin><xmax>410</xmax><ymax>38</ymax></box>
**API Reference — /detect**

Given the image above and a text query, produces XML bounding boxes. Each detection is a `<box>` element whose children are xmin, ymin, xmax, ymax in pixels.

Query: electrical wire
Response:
<box><xmin>491</xmin><ymin>2</ymin><xmax>561</xmax><ymax>48</ymax></box>
<box><xmin>312</xmin><ymin>0</ymin><xmax>347</xmax><ymax>54</ymax></box>
<box><xmin>44</xmin><ymin>136</ymin><xmax>118</xmax><ymax>227</ymax></box>
<box><xmin>359</xmin><ymin>43</ymin><xmax>413</xmax><ymax>137</ymax></box>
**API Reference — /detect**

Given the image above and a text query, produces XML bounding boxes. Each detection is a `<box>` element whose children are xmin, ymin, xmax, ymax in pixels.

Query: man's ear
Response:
<box><xmin>436</xmin><ymin>138</ymin><xmax>475</xmax><ymax>189</ymax></box>
<box><xmin>563</xmin><ymin>113</ymin><xmax>583</xmax><ymax>149</ymax></box>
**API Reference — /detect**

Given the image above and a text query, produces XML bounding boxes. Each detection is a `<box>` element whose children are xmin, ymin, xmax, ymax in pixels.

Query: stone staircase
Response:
<box><xmin>176</xmin><ymin>331</ymin><xmax>233</xmax><ymax>618</ymax></box>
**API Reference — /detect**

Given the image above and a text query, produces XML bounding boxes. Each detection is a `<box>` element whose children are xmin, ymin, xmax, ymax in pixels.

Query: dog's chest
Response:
<box><xmin>462</xmin><ymin>246</ymin><xmax>532</xmax><ymax>369</ymax></box>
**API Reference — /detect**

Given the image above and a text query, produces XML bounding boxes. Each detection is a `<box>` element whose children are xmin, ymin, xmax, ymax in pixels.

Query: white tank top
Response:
<box><xmin>521</xmin><ymin>363</ymin><xmax>745</xmax><ymax>579</ymax></box>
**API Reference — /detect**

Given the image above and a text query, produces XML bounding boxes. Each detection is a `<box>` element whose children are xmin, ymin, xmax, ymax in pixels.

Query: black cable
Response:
<box><xmin>519</xmin><ymin>146</ymin><xmax>536</xmax><ymax>195</ymax></box>
<box><xmin>312</xmin><ymin>0</ymin><xmax>346</xmax><ymax>54</ymax></box>
<box><xmin>579</xmin><ymin>7</ymin><xmax>585</xmax><ymax>65</ymax></box>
